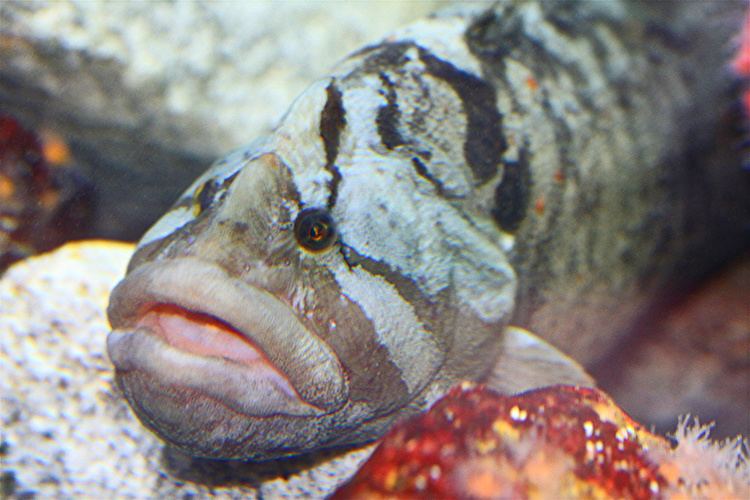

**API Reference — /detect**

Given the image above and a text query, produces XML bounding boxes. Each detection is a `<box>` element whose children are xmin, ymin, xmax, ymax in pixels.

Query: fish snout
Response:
<box><xmin>106</xmin><ymin>257</ymin><xmax>349</xmax><ymax>458</ymax></box>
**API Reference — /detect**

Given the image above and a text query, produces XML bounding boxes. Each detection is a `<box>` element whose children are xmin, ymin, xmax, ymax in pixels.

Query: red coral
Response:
<box><xmin>334</xmin><ymin>385</ymin><xmax>665</xmax><ymax>499</ymax></box>
<box><xmin>732</xmin><ymin>12</ymin><xmax>750</xmax><ymax>77</ymax></box>
<box><xmin>0</xmin><ymin>114</ymin><xmax>50</xmax><ymax>193</ymax></box>
<box><xmin>732</xmin><ymin>11</ymin><xmax>750</xmax><ymax>117</ymax></box>
<box><xmin>0</xmin><ymin>114</ymin><xmax>92</xmax><ymax>270</ymax></box>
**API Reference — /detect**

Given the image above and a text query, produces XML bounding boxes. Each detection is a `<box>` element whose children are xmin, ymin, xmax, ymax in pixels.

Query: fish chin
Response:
<box><xmin>106</xmin><ymin>257</ymin><xmax>352</xmax><ymax>458</ymax></box>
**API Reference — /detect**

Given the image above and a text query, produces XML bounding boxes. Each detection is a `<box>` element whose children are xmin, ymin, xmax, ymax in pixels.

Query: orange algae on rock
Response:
<box><xmin>334</xmin><ymin>385</ymin><xmax>748</xmax><ymax>499</ymax></box>
<box><xmin>334</xmin><ymin>385</ymin><xmax>665</xmax><ymax>499</ymax></box>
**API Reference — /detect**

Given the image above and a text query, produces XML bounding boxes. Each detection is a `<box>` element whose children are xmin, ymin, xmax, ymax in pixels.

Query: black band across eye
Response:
<box><xmin>294</xmin><ymin>207</ymin><xmax>337</xmax><ymax>252</ymax></box>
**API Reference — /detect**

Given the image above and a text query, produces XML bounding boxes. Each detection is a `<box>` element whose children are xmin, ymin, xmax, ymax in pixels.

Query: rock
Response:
<box><xmin>0</xmin><ymin>113</ymin><xmax>93</xmax><ymax>271</ymax></box>
<box><xmin>0</xmin><ymin>1</ymin><xmax>437</xmax><ymax>239</ymax></box>
<box><xmin>598</xmin><ymin>255</ymin><xmax>750</xmax><ymax>439</ymax></box>
<box><xmin>334</xmin><ymin>384</ymin><xmax>749</xmax><ymax>499</ymax></box>
<box><xmin>0</xmin><ymin>240</ymin><xmax>375</xmax><ymax>498</ymax></box>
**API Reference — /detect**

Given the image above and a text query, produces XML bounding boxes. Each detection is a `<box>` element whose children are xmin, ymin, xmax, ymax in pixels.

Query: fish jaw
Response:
<box><xmin>106</xmin><ymin>257</ymin><xmax>350</xmax><ymax>457</ymax></box>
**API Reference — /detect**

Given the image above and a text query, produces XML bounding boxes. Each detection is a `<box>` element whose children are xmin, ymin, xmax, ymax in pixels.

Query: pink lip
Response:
<box><xmin>137</xmin><ymin>304</ymin><xmax>298</xmax><ymax>400</ymax></box>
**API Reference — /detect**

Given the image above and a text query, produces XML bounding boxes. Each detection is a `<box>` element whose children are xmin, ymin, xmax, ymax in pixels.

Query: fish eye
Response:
<box><xmin>294</xmin><ymin>207</ymin><xmax>337</xmax><ymax>252</ymax></box>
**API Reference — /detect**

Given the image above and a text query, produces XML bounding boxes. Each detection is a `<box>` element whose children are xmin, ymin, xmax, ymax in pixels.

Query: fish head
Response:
<box><xmin>107</xmin><ymin>77</ymin><xmax>517</xmax><ymax>459</ymax></box>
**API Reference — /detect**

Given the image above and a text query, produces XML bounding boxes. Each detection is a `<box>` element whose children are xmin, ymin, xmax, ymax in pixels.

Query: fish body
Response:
<box><xmin>107</xmin><ymin>1</ymin><xmax>748</xmax><ymax>460</ymax></box>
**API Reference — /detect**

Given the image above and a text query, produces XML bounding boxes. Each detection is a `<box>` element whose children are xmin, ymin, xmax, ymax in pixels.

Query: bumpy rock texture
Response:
<box><xmin>0</xmin><ymin>241</ymin><xmax>375</xmax><ymax>498</ymax></box>
<box><xmin>335</xmin><ymin>384</ymin><xmax>749</xmax><ymax>499</ymax></box>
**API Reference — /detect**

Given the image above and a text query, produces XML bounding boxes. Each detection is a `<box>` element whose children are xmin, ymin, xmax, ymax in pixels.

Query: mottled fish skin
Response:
<box><xmin>107</xmin><ymin>1</ymin><xmax>748</xmax><ymax>460</ymax></box>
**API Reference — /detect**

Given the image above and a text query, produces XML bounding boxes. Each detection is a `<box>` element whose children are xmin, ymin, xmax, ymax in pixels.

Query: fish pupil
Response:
<box><xmin>294</xmin><ymin>207</ymin><xmax>336</xmax><ymax>251</ymax></box>
<box><xmin>310</xmin><ymin>223</ymin><xmax>326</xmax><ymax>241</ymax></box>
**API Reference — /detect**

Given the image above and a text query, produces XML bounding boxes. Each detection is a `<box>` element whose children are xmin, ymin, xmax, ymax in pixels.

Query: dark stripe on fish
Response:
<box><xmin>376</xmin><ymin>72</ymin><xmax>407</xmax><ymax>150</ymax></box>
<box><xmin>312</xmin><ymin>277</ymin><xmax>410</xmax><ymax>411</ymax></box>
<box><xmin>320</xmin><ymin>81</ymin><xmax>347</xmax><ymax>208</ymax></box>
<box><xmin>339</xmin><ymin>244</ymin><xmax>448</xmax><ymax>352</ymax></box>
<box><xmin>417</xmin><ymin>47</ymin><xmax>506</xmax><ymax>185</ymax></box>
<box><xmin>491</xmin><ymin>148</ymin><xmax>531</xmax><ymax>232</ymax></box>
<box><xmin>350</xmin><ymin>42</ymin><xmax>412</xmax><ymax>75</ymax></box>
<box><xmin>195</xmin><ymin>179</ymin><xmax>220</xmax><ymax>214</ymax></box>
<box><xmin>411</xmin><ymin>157</ymin><xmax>448</xmax><ymax>197</ymax></box>
<box><xmin>347</xmin><ymin>41</ymin><xmax>507</xmax><ymax>186</ymax></box>
<box><xmin>198</xmin><ymin>170</ymin><xmax>240</xmax><ymax>213</ymax></box>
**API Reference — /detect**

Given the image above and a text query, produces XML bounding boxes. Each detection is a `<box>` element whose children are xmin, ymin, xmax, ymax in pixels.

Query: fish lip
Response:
<box><xmin>106</xmin><ymin>257</ymin><xmax>348</xmax><ymax>415</ymax></box>
<box><xmin>107</xmin><ymin>328</ymin><xmax>324</xmax><ymax>418</ymax></box>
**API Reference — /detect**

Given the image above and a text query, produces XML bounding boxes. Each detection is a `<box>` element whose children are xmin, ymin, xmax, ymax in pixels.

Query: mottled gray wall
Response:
<box><xmin>0</xmin><ymin>0</ymin><xmax>441</xmax><ymax>239</ymax></box>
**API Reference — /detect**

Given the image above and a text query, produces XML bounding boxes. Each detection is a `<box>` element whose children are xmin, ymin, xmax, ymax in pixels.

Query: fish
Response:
<box><xmin>106</xmin><ymin>1</ymin><xmax>748</xmax><ymax>460</ymax></box>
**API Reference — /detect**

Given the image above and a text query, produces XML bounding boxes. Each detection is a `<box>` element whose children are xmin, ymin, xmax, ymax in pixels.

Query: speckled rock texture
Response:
<box><xmin>0</xmin><ymin>241</ymin><xmax>375</xmax><ymax>498</ymax></box>
<box><xmin>335</xmin><ymin>384</ymin><xmax>749</xmax><ymax>499</ymax></box>
<box><xmin>0</xmin><ymin>1</ymin><xmax>437</xmax><ymax>239</ymax></box>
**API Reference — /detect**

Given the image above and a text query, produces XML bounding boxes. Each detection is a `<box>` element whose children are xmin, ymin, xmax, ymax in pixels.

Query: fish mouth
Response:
<box><xmin>106</xmin><ymin>257</ymin><xmax>347</xmax><ymax>419</ymax></box>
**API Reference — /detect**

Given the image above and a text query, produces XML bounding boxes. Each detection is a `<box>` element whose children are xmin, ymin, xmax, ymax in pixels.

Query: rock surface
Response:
<box><xmin>598</xmin><ymin>255</ymin><xmax>750</xmax><ymax>439</ymax></box>
<box><xmin>0</xmin><ymin>241</ymin><xmax>375</xmax><ymax>498</ymax></box>
<box><xmin>335</xmin><ymin>384</ymin><xmax>749</xmax><ymax>499</ymax></box>
<box><xmin>0</xmin><ymin>1</ymin><xmax>437</xmax><ymax>239</ymax></box>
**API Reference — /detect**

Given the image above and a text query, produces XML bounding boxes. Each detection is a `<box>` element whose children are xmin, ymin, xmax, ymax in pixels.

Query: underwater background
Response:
<box><xmin>1</xmin><ymin>1</ymin><xmax>748</xmax><ymax>498</ymax></box>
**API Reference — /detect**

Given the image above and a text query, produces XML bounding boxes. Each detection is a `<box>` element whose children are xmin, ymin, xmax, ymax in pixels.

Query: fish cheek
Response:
<box><xmin>308</xmin><ymin>273</ymin><xmax>411</xmax><ymax>415</ymax></box>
